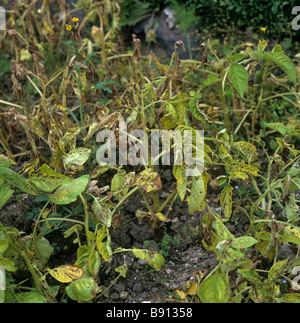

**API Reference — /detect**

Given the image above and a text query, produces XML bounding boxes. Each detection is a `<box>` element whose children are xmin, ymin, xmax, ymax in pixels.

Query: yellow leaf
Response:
<box><xmin>47</xmin><ymin>265</ymin><xmax>84</xmax><ymax>283</ymax></box>
<box><xmin>186</xmin><ymin>281</ymin><xmax>198</xmax><ymax>295</ymax></box>
<box><xmin>155</xmin><ymin>213</ymin><xmax>170</xmax><ymax>222</ymax></box>
<box><xmin>174</xmin><ymin>289</ymin><xmax>187</xmax><ymax>300</ymax></box>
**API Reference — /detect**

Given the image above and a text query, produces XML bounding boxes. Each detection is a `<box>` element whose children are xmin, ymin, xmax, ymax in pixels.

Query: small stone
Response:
<box><xmin>137</xmin><ymin>259</ymin><xmax>147</xmax><ymax>266</ymax></box>
<box><xmin>119</xmin><ymin>291</ymin><xmax>129</xmax><ymax>300</ymax></box>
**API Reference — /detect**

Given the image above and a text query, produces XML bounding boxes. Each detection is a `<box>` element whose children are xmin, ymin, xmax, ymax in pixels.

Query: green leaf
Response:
<box><xmin>0</xmin><ymin>290</ymin><xmax>4</xmax><ymax>304</ymax></box>
<box><xmin>173</xmin><ymin>166</ymin><xmax>188</xmax><ymax>201</ymax></box>
<box><xmin>63</xmin><ymin>148</ymin><xmax>91</xmax><ymax>168</ymax></box>
<box><xmin>27</xmin><ymin>164</ymin><xmax>72</xmax><ymax>192</ymax></box>
<box><xmin>63</xmin><ymin>225</ymin><xmax>83</xmax><ymax>238</ymax></box>
<box><xmin>198</xmin><ymin>273</ymin><xmax>230</xmax><ymax>303</ymax></box>
<box><xmin>18</xmin><ymin>292</ymin><xmax>48</xmax><ymax>303</ymax></box>
<box><xmin>132</xmin><ymin>248</ymin><xmax>165</xmax><ymax>270</ymax></box>
<box><xmin>66</xmin><ymin>277</ymin><xmax>99</xmax><ymax>302</ymax></box>
<box><xmin>229</xmin><ymin>63</ymin><xmax>248</xmax><ymax>98</ymax></box>
<box><xmin>265</xmin><ymin>122</ymin><xmax>295</xmax><ymax>136</ymax></box>
<box><xmin>238</xmin><ymin>269</ymin><xmax>262</xmax><ymax>285</ymax></box>
<box><xmin>0</xmin><ymin>239</ymin><xmax>8</xmax><ymax>253</ymax></box>
<box><xmin>268</xmin><ymin>259</ymin><xmax>289</xmax><ymax>282</ymax></box>
<box><xmin>220</xmin><ymin>184</ymin><xmax>233</xmax><ymax>221</ymax></box>
<box><xmin>202</xmin><ymin>74</ymin><xmax>219</xmax><ymax>87</ymax></box>
<box><xmin>188</xmin><ymin>176</ymin><xmax>206</xmax><ymax>214</ymax></box>
<box><xmin>96</xmin><ymin>226</ymin><xmax>112</xmax><ymax>262</ymax></box>
<box><xmin>34</xmin><ymin>237</ymin><xmax>54</xmax><ymax>270</ymax></box>
<box><xmin>259</xmin><ymin>52</ymin><xmax>296</xmax><ymax>83</ymax></box>
<box><xmin>0</xmin><ymin>168</ymin><xmax>41</xmax><ymax>195</ymax></box>
<box><xmin>231</xmin><ymin>236</ymin><xmax>258</xmax><ymax>249</ymax></box>
<box><xmin>0</xmin><ymin>184</ymin><xmax>14</xmax><ymax>209</ymax></box>
<box><xmin>277</xmin><ymin>294</ymin><xmax>300</xmax><ymax>303</ymax></box>
<box><xmin>0</xmin><ymin>256</ymin><xmax>17</xmax><ymax>272</ymax></box>
<box><xmin>48</xmin><ymin>175</ymin><xmax>89</xmax><ymax>205</ymax></box>
<box><xmin>230</xmin><ymin>53</ymin><xmax>246</xmax><ymax>62</ymax></box>
<box><xmin>111</xmin><ymin>171</ymin><xmax>125</xmax><ymax>192</ymax></box>
<box><xmin>281</xmin><ymin>233</ymin><xmax>300</xmax><ymax>245</ymax></box>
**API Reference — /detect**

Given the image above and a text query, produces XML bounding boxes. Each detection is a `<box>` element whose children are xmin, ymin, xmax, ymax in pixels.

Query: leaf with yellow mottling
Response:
<box><xmin>47</xmin><ymin>265</ymin><xmax>84</xmax><ymax>283</ymax></box>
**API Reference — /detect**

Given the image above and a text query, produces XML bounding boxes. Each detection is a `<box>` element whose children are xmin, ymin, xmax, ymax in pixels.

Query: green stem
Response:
<box><xmin>219</xmin><ymin>69</ymin><xmax>230</xmax><ymax>131</ymax></box>
<box><xmin>138</xmin><ymin>188</ymin><xmax>154</xmax><ymax>215</ymax></box>
<box><xmin>157</xmin><ymin>189</ymin><xmax>178</xmax><ymax>213</ymax></box>
<box><xmin>8</xmin><ymin>238</ymin><xmax>44</xmax><ymax>296</ymax></box>
<box><xmin>246</xmin><ymin>179</ymin><xmax>283</xmax><ymax>235</ymax></box>
<box><xmin>30</xmin><ymin>200</ymin><xmax>50</xmax><ymax>249</ymax></box>
<box><xmin>151</xmin><ymin>193</ymin><xmax>160</xmax><ymax>212</ymax></box>
<box><xmin>110</xmin><ymin>186</ymin><xmax>140</xmax><ymax>218</ymax></box>
<box><xmin>250</xmin><ymin>175</ymin><xmax>266</xmax><ymax>211</ymax></box>
<box><xmin>39</xmin><ymin>218</ymin><xmax>85</xmax><ymax>226</ymax></box>
<box><xmin>80</xmin><ymin>194</ymin><xmax>91</xmax><ymax>246</ymax></box>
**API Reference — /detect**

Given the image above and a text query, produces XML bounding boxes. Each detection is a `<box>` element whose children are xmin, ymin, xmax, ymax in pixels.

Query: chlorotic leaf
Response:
<box><xmin>268</xmin><ymin>259</ymin><xmax>289</xmax><ymax>282</ymax></box>
<box><xmin>48</xmin><ymin>175</ymin><xmax>89</xmax><ymax>205</ymax></box>
<box><xmin>135</xmin><ymin>169</ymin><xmax>162</xmax><ymax>193</ymax></box>
<box><xmin>220</xmin><ymin>184</ymin><xmax>233</xmax><ymax>221</ymax></box>
<box><xmin>0</xmin><ymin>256</ymin><xmax>17</xmax><ymax>272</ymax></box>
<box><xmin>0</xmin><ymin>154</ymin><xmax>17</xmax><ymax>165</ymax></box>
<box><xmin>18</xmin><ymin>292</ymin><xmax>48</xmax><ymax>303</ymax></box>
<box><xmin>231</xmin><ymin>236</ymin><xmax>258</xmax><ymax>249</ymax></box>
<box><xmin>88</xmin><ymin>250</ymin><xmax>101</xmax><ymax>276</ymax></box>
<box><xmin>132</xmin><ymin>248</ymin><xmax>165</xmax><ymax>270</ymax></box>
<box><xmin>189</xmin><ymin>175</ymin><xmax>206</xmax><ymax>214</ymax></box>
<box><xmin>0</xmin><ymin>167</ymin><xmax>41</xmax><ymax>195</ymax></box>
<box><xmin>27</xmin><ymin>164</ymin><xmax>72</xmax><ymax>192</ymax></box>
<box><xmin>198</xmin><ymin>273</ymin><xmax>230</xmax><ymax>303</ymax></box>
<box><xmin>219</xmin><ymin>145</ymin><xmax>233</xmax><ymax>163</ymax></box>
<box><xmin>91</xmin><ymin>197</ymin><xmax>112</xmax><ymax>227</ymax></box>
<box><xmin>115</xmin><ymin>264</ymin><xmax>128</xmax><ymax>278</ymax></box>
<box><xmin>63</xmin><ymin>148</ymin><xmax>91</xmax><ymax>168</ymax></box>
<box><xmin>66</xmin><ymin>277</ymin><xmax>99</xmax><ymax>302</ymax></box>
<box><xmin>238</xmin><ymin>269</ymin><xmax>262</xmax><ymax>285</ymax></box>
<box><xmin>96</xmin><ymin>226</ymin><xmax>112</xmax><ymax>262</ymax></box>
<box><xmin>47</xmin><ymin>265</ymin><xmax>84</xmax><ymax>283</ymax></box>
<box><xmin>0</xmin><ymin>184</ymin><xmax>14</xmax><ymax>209</ymax></box>
<box><xmin>230</xmin><ymin>171</ymin><xmax>249</xmax><ymax>180</ymax></box>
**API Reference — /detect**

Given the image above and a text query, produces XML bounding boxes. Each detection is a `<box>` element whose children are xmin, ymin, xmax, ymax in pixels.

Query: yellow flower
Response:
<box><xmin>260</xmin><ymin>27</ymin><xmax>269</xmax><ymax>34</ymax></box>
<box><xmin>72</xmin><ymin>17</ymin><xmax>79</xmax><ymax>23</ymax></box>
<box><xmin>66</xmin><ymin>24</ymin><xmax>72</xmax><ymax>31</ymax></box>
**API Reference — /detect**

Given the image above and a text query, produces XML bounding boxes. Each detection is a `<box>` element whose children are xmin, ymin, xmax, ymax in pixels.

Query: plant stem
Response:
<box><xmin>80</xmin><ymin>194</ymin><xmax>91</xmax><ymax>246</ymax></box>
<box><xmin>31</xmin><ymin>200</ymin><xmax>50</xmax><ymax>249</ymax></box>
<box><xmin>110</xmin><ymin>186</ymin><xmax>140</xmax><ymax>218</ymax></box>
<box><xmin>39</xmin><ymin>218</ymin><xmax>85</xmax><ymax>226</ymax></box>
<box><xmin>219</xmin><ymin>69</ymin><xmax>230</xmax><ymax>131</ymax></box>
<box><xmin>246</xmin><ymin>179</ymin><xmax>283</xmax><ymax>235</ymax></box>
<box><xmin>157</xmin><ymin>189</ymin><xmax>178</xmax><ymax>213</ymax></box>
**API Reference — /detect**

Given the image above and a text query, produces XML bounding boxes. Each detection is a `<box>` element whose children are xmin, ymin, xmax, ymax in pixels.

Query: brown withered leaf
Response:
<box><xmin>112</xmin><ymin>211</ymin><xmax>121</xmax><ymax>229</ymax></box>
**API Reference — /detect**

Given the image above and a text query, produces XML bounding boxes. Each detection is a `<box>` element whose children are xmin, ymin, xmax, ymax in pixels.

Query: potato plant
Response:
<box><xmin>0</xmin><ymin>0</ymin><xmax>299</xmax><ymax>303</ymax></box>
